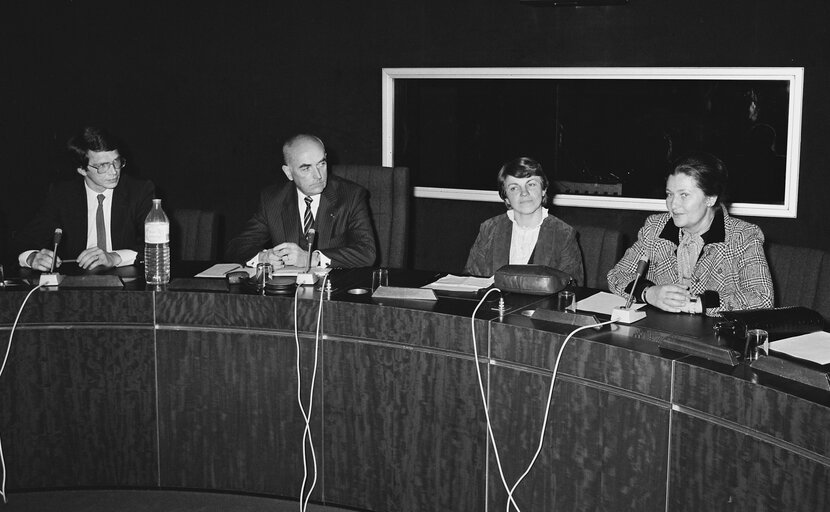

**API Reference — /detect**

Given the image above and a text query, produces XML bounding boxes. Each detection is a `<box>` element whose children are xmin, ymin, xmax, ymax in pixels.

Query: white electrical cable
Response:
<box><xmin>470</xmin><ymin>289</ymin><xmax>614</xmax><ymax>512</ymax></box>
<box><xmin>0</xmin><ymin>283</ymin><xmax>44</xmax><ymax>504</ymax></box>
<box><xmin>293</xmin><ymin>275</ymin><xmax>328</xmax><ymax>512</ymax></box>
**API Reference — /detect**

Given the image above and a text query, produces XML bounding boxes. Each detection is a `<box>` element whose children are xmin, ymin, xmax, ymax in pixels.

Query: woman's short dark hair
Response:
<box><xmin>669</xmin><ymin>151</ymin><xmax>729</xmax><ymax>204</ymax></box>
<box><xmin>67</xmin><ymin>126</ymin><xmax>119</xmax><ymax>169</ymax></box>
<box><xmin>497</xmin><ymin>157</ymin><xmax>550</xmax><ymax>206</ymax></box>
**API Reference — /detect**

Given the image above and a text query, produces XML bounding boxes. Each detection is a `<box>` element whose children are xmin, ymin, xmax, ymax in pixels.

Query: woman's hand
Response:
<box><xmin>644</xmin><ymin>284</ymin><xmax>696</xmax><ymax>313</ymax></box>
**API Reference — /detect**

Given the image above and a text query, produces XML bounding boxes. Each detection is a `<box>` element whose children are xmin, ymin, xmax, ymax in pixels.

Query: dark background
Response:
<box><xmin>2</xmin><ymin>0</ymin><xmax>828</xmax><ymax>273</ymax></box>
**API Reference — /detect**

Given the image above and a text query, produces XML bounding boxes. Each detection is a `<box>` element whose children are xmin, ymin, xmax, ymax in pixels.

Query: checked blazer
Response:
<box><xmin>607</xmin><ymin>207</ymin><xmax>773</xmax><ymax>316</ymax></box>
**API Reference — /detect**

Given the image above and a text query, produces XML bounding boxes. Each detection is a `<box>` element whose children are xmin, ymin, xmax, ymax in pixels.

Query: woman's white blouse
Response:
<box><xmin>507</xmin><ymin>208</ymin><xmax>549</xmax><ymax>265</ymax></box>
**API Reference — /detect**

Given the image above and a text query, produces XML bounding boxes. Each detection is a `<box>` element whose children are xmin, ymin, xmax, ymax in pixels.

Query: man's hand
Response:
<box><xmin>77</xmin><ymin>247</ymin><xmax>122</xmax><ymax>270</ymax></box>
<box><xmin>258</xmin><ymin>248</ymin><xmax>286</xmax><ymax>269</ymax></box>
<box><xmin>271</xmin><ymin>242</ymin><xmax>310</xmax><ymax>268</ymax></box>
<box><xmin>27</xmin><ymin>249</ymin><xmax>61</xmax><ymax>272</ymax></box>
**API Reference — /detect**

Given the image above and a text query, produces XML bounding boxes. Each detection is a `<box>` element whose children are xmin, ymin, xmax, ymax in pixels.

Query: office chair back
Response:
<box><xmin>573</xmin><ymin>224</ymin><xmax>624</xmax><ymax>291</ymax></box>
<box><xmin>766</xmin><ymin>243</ymin><xmax>825</xmax><ymax>312</ymax></box>
<box><xmin>332</xmin><ymin>165</ymin><xmax>410</xmax><ymax>268</ymax></box>
<box><xmin>170</xmin><ymin>209</ymin><xmax>218</xmax><ymax>261</ymax></box>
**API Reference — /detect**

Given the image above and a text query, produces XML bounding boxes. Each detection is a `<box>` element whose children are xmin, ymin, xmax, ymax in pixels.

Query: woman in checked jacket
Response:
<box><xmin>607</xmin><ymin>152</ymin><xmax>773</xmax><ymax>316</ymax></box>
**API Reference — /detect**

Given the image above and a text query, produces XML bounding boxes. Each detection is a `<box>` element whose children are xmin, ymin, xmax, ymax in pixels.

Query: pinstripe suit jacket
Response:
<box><xmin>226</xmin><ymin>175</ymin><xmax>376</xmax><ymax>267</ymax></box>
<box><xmin>607</xmin><ymin>208</ymin><xmax>773</xmax><ymax>316</ymax></box>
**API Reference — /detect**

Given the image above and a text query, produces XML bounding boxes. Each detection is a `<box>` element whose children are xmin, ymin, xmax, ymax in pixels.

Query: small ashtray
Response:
<box><xmin>348</xmin><ymin>288</ymin><xmax>370</xmax><ymax>295</ymax></box>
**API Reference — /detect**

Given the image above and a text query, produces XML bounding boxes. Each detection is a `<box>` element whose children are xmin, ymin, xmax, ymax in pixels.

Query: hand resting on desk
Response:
<box><xmin>644</xmin><ymin>284</ymin><xmax>703</xmax><ymax>314</ymax></box>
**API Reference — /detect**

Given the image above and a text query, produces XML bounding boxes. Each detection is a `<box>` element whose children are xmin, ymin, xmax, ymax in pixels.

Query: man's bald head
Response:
<box><xmin>281</xmin><ymin>134</ymin><xmax>328</xmax><ymax>196</ymax></box>
<box><xmin>283</xmin><ymin>134</ymin><xmax>325</xmax><ymax>166</ymax></box>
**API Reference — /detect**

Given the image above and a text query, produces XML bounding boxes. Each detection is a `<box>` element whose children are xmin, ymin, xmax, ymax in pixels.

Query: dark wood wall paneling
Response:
<box><xmin>2</xmin><ymin>289</ymin><xmax>830</xmax><ymax>510</ymax></box>
<box><xmin>2</xmin><ymin>1</ymin><xmax>829</xmax><ymax>272</ymax></box>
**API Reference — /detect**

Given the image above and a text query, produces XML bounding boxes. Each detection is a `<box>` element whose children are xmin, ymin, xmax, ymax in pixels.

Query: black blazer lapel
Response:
<box><xmin>63</xmin><ymin>181</ymin><xmax>89</xmax><ymax>257</ymax></box>
<box><xmin>315</xmin><ymin>181</ymin><xmax>339</xmax><ymax>249</ymax></box>
<box><xmin>110</xmin><ymin>181</ymin><xmax>129</xmax><ymax>248</ymax></box>
<box><xmin>279</xmin><ymin>185</ymin><xmax>302</xmax><ymax>246</ymax></box>
<box><xmin>491</xmin><ymin>218</ymin><xmax>512</xmax><ymax>271</ymax></box>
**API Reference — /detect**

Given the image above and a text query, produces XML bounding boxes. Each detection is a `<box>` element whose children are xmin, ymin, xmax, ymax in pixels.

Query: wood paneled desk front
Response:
<box><xmin>1</xmin><ymin>266</ymin><xmax>829</xmax><ymax>511</ymax></box>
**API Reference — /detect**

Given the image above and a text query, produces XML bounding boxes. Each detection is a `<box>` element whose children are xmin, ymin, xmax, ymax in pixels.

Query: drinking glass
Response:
<box><xmin>557</xmin><ymin>290</ymin><xmax>576</xmax><ymax>312</ymax></box>
<box><xmin>372</xmin><ymin>268</ymin><xmax>389</xmax><ymax>291</ymax></box>
<box><xmin>746</xmin><ymin>328</ymin><xmax>769</xmax><ymax>362</ymax></box>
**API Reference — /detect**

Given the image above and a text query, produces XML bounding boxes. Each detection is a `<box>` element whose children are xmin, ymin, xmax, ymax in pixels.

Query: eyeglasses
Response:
<box><xmin>87</xmin><ymin>157</ymin><xmax>126</xmax><ymax>174</ymax></box>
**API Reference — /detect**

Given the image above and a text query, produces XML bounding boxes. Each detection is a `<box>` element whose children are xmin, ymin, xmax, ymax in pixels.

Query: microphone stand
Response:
<box><xmin>39</xmin><ymin>228</ymin><xmax>65</xmax><ymax>287</ymax></box>
<box><xmin>611</xmin><ymin>257</ymin><xmax>648</xmax><ymax>324</ymax></box>
<box><xmin>296</xmin><ymin>228</ymin><xmax>318</xmax><ymax>286</ymax></box>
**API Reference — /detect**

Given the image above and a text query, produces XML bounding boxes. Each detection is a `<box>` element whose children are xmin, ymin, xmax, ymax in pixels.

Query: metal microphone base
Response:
<box><xmin>38</xmin><ymin>273</ymin><xmax>64</xmax><ymax>287</ymax></box>
<box><xmin>611</xmin><ymin>307</ymin><xmax>647</xmax><ymax>324</ymax></box>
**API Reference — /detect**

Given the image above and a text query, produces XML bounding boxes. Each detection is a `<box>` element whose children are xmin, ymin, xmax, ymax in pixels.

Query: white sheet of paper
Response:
<box><xmin>770</xmin><ymin>331</ymin><xmax>830</xmax><ymax>365</ymax></box>
<box><xmin>272</xmin><ymin>265</ymin><xmax>330</xmax><ymax>277</ymax></box>
<box><xmin>422</xmin><ymin>274</ymin><xmax>494</xmax><ymax>292</ymax></box>
<box><xmin>195</xmin><ymin>263</ymin><xmax>245</xmax><ymax>278</ymax></box>
<box><xmin>576</xmin><ymin>291</ymin><xmax>645</xmax><ymax>316</ymax></box>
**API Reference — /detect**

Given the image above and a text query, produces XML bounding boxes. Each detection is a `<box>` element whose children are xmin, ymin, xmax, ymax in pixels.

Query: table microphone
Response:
<box><xmin>296</xmin><ymin>228</ymin><xmax>318</xmax><ymax>285</ymax></box>
<box><xmin>305</xmin><ymin>228</ymin><xmax>316</xmax><ymax>273</ymax></box>
<box><xmin>612</xmin><ymin>256</ymin><xmax>648</xmax><ymax>324</ymax></box>
<box><xmin>39</xmin><ymin>228</ymin><xmax>65</xmax><ymax>286</ymax></box>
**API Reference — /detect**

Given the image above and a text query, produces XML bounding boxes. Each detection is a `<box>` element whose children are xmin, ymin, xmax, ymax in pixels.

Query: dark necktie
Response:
<box><xmin>303</xmin><ymin>196</ymin><xmax>314</xmax><ymax>236</ymax></box>
<box><xmin>96</xmin><ymin>193</ymin><xmax>107</xmax><ymax>250</ymax></box>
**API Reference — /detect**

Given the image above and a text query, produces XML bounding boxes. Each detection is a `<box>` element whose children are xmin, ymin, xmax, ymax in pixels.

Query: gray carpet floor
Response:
<box><xmin>1</xmin><ymin>490</ymin><xmax>356</xmax><ymax>512</ymax></box>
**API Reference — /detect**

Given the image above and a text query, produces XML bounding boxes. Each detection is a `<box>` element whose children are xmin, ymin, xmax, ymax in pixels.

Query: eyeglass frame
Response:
<box><xmin>87</xmin><ymin>157</ymin><xmax>127</xmax><ymax>174</ymax></box>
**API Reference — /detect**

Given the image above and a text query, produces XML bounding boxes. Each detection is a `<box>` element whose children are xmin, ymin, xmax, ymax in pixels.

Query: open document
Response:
<box><xmin>576</xmin><ymin>291</ymin><xmax>645</xmax><ymax>316</ymax></box>
<box><xmin>770</xmin><ymin>331</ymin><xmax>830</xmax><ymax>365</ymax></box>
<box><xmin>422</xmin><ymin>274</ymin><xmax>494</xmax><ymax>293</ymax></box>
<box><xmin>195</xmin><ymin>263</ymin><xmax>254</xmax><ymax>278</ymax></box>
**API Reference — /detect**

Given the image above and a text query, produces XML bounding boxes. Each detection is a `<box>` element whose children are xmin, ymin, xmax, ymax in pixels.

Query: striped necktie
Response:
<box><xmin>303</xmin><ymin>196</ymin><xmax>314</xmax><ymax>236</ymax></box>
<box><xmin>96</xmin><ymin>193</ymin><xmax>107</xmax><ymax>250</ymax></box>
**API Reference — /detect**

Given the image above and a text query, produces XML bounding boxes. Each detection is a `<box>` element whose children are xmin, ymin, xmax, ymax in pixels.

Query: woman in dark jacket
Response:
<box><xmin>464</xmin><ymin>157</ymin><xmax>584</xmax><ymax>285</ymax></box>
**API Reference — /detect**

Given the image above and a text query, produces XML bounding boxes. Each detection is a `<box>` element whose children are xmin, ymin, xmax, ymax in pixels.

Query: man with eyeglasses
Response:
<box><xmin>226</xmin><ymin>134</ymin><xmax>376</xmax><ymax>268</ymax></box>
<box><xmin>14</xmin><ymin>126</ymin><xmax>154</xmax><ymax>271</ymax></box>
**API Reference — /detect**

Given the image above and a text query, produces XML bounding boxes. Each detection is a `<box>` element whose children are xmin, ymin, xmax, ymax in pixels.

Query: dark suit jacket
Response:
<box><xmin>13</xmin><ymin>175</ymin><xmax>155</xmax><ymax>261</ymax></box>
<box><xmin>464</xmin><ymin>212</ymin><xmax>584</xmax><ymax>285</ymax></box>
<box><xmin>226</xmin><ymin>175</ymin><xmax>377</xmax><ymax>267</ymax></box>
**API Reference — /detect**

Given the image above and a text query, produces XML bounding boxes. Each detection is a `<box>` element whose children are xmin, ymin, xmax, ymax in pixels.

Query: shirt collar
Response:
<box><xmin>296</xmin><ymin>188</ymin><xmax>321</xmax><ymax>204</ymax></box>
<box><xmin>506</xmin><ymin>208</ymin><xmax>548</xmax><ymax>229</ymax></box>
<box><xmin>84</xmin><ymin>183</ymin><xmax>113</xmax><ymax>200</ymax></box>
<box><xmin>659</xmin><ymin>206</ymin><xmax>726</xmax><ymax>245</ymax></box>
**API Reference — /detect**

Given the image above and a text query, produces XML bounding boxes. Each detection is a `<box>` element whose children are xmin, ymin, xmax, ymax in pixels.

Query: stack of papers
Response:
<box><xmin>422</xmin><ymin>274</ymin><xmax>494</xmax><ymax>292</ymax></box>
<box><xmin>195</xmin><ymin>263</ymin><xmax>252</xmax><ymax>278</ymax></box>
<box><xmin>272</xmin><ymin>265</ymin><xmax>330</xmax><ymax>276</ymax></box>
<box><xmin>770</xmin><ymin>331</ymin><xmax>830</xmax><ymax>365</ymax></box>
<box><xmin>195</xmin><ymin>263</ymin><xmax>329</xmax><ymax>279</ymax></box>
<box><xmin>576</xmin><ymin>291</ymin><xmax>644</xmax><ymax>316</ymax></box>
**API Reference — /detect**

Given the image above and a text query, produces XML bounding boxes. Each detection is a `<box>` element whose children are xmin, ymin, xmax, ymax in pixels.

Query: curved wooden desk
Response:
<box><xmin>1</xmin><ymin>270</ymin><xmax>829</xmax><ymax>511</ymax></box>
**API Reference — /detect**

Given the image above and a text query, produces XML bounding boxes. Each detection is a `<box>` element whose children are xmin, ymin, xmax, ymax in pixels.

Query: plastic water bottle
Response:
<box><xmin>144</xmin><ymin>198</ymin><xmax>170</xmax><ymax>285</ymax></box>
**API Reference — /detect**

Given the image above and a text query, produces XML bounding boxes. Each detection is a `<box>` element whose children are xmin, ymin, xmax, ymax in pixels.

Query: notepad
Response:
<box><xmin>770</xmin><ymin>331</ymin><xmax>830</xmax><ymax>365</ymax></box>
<box><xmin>373</xmin><ymin>286</ymin><xmax>438</xmax><ymax>301</ymax></box>
<box><xmin>576</xmin><ymin>291</ymin><xmax>645</xmax><ymax>316</ymax></box>
<box><xmin>422</xmin><ymin>275</ymin><xmax>494</xmax><ymax>292</ymax></box>
<box><xmin>195</xmin><ymin>263</ymin><xmax>253</xmax><ymax>278</ymax></box>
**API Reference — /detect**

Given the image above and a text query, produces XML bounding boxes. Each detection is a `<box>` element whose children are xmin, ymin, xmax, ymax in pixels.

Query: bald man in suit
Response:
<box><xmin>225</xmin><ymin>134</ymin><xmax>376</xmax><ymax>268</ymax></box>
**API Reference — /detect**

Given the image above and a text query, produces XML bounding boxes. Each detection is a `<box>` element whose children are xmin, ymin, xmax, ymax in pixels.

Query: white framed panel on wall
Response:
<box><xmin>382</xmin><ymin>67</ymin><xmax>804</xmax><ymax>218</ymax></box>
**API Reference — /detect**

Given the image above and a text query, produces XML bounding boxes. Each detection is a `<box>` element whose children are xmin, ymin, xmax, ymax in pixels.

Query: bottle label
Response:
<box><xmin>145</xmin><ymin>222</ymin><xmax>169</xmax><ymax>243</ymax></box>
